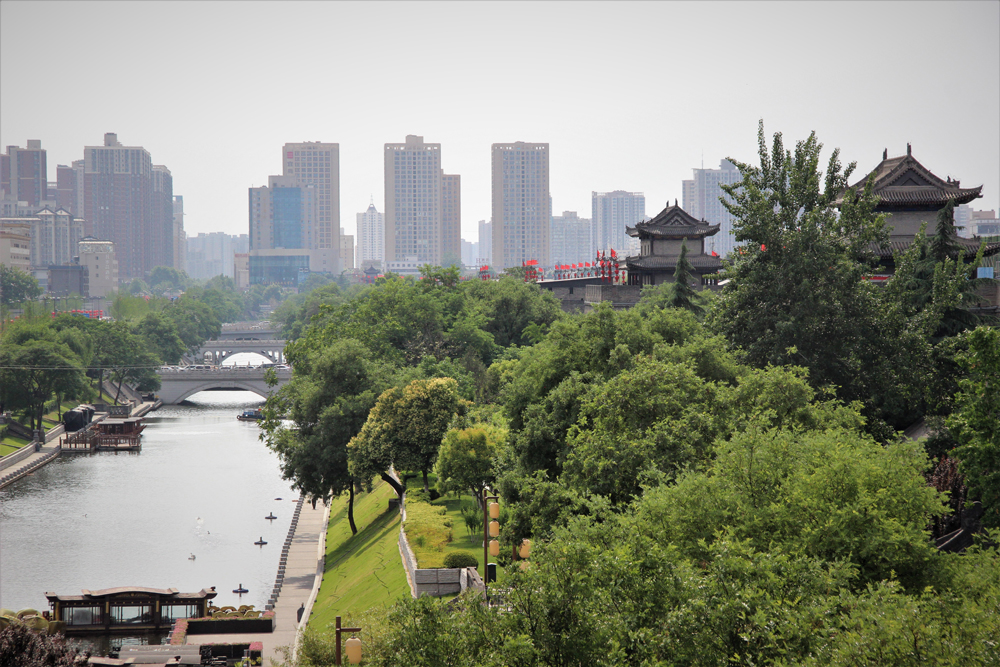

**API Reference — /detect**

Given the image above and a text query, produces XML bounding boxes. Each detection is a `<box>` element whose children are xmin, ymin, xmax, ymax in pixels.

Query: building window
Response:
<box><xmin>61</xmin><ymin>606</ymin><xmax>103</xmax><ymax>625</ymax></box>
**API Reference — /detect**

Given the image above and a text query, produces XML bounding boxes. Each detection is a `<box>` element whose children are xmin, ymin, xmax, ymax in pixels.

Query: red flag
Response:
<box><xmin>761</xmin><ymin>244</ymin><xmax>766</xmax><ymax>251</ymax></box>
<box><xmin>527</xmin><ymin>259</ymin><xmax>538</xmax><ymax>266</ymax></box>
<box><xmin>711</xmin><ymin>251</ymin><xmax>719</xmax><ymax>257</ymax></box>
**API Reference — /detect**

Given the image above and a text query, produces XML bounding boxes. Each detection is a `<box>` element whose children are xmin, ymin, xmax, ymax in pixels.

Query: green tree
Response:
<box><xmin>707</xmin><ymin>121</ymin><xmax>927</xmax><ymax>438</ymax></box>
<box><xmin>0</xmin><ymin>264</ymin><xmax>42</xmax><ymax>306</ymax></box>
<box><xmin>434</xmin><ymin>426</ymin><xmax>503</xmax><ymax>506</ymax></box>
<box><xmin>133</xmin><ymin>311</ymin><xmax>186</xmax><ymax>364</ymax></box>
<box><xmin>947</xmin><ymin>327</ymin><xmax>1000</xmax><ymax>528</ymax></box>
<box><xmin>162</xmin><ymin>298</ymin><xmax>221</xmax><ymax>354</ymax></box>
<box><xmin>349</xmin><ymin>377</ymin><xmax>460</xmax><ymax>496</ymax></box>
<box><xmin>668</xmin><ymin>240</ymin><xmax>703</xmax><ymax>314</ymax></box>
<box><xmin>0</xmin><ymin>338</ymin><xmax>87</xmax><ymax>431</ymax></box>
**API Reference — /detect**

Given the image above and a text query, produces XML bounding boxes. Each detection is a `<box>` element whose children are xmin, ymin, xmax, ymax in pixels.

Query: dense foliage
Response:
<box><xmin>269</xmin><ymin>126</ymin><xmax>999</xmax><ymax>666</ymax></box>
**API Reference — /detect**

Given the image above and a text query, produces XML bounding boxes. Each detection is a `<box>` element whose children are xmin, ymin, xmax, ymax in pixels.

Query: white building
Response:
<box><xmin>478</xmin><ymin>219</ymin><xmax>492</xmax><ymax>267</ymax></box>
<box><xmin>492</xmin><ymin>142</ymin><xmax>549</xmax><ymax>269</ymax></box>
<box><xmin>591</xmin><ymin>191</ymin><xmax>644</xmax><ymax>258</ymax></box>
<box><xmin>551</xmin><ymin>210</ymin><xmax>591</xmax><ymax>266</ymax></box>
<box><xmin>681</xmin><ymin>159</ymin><xmax>741</xmax><ymax>257</ymax></box>
<box><xmin>356</xmin><ymin>201</ymin><xmax>385</xmax><ymax>268</ymax></box>
<box><xmin>77</xmin><ymin>237</ymin><xmax>118</xmax><ymax>298</ymax></box>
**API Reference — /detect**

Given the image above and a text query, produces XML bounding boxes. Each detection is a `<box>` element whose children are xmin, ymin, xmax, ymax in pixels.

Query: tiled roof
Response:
<box><xmin>840</xmin><ymin>149</ymin><xmax>982</xmax><ymax>208</ymax></box>
<box><xmin>628</xmin><ymin>203</ymin><xmax>721</xmax><ymax>239</ymax></box>
<box><xmin>869</xmin><ymin>238</ymin><xmax>1000</xmax><ymax>259</ymax></box>
<box><xmin>626</xmin><ymin>254</ymin><xmax>724</xmax><ymax>270</ymax></box>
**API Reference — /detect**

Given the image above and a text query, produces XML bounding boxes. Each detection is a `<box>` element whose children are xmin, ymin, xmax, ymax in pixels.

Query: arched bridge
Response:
<box><xmin>156</xmin><ymin>367</ymin><xmax>292</xmax><ymax>404</ymax></box>
<box><xmin>217</xmin><ymin>322</ymin><xmax>280</xmax><ymax>341</ymax></box>
<box><xmin>197</xmin><ymin>339</ymin><xmax>288</xmax><ymax>364</ymax></box>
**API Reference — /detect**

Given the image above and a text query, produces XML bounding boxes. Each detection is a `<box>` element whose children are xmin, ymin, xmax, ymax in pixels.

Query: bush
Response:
<box><xmin>443</xmin><ymin>552</ymin><xmax>479</xmax><ymax>569</ymax></box>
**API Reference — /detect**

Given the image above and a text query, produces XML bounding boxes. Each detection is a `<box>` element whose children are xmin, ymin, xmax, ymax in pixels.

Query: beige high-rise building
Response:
<box><xmin>340</xmin><ymin>227</ymin><xmax>355</xmax><ymax>270</ymax></box>
<box><xmin>77</xmin><ymin>237</ymin><xmax>118</xmax><ymax>298</ymax></box>
<box><xmin>3</xmin><ymin>207</ymin><xmax>84</xmax><ymax>268</ymax></box>
<box><xmin>281</xmin><ymin>142</ymin><xmax>339</xmax><ymax>250</ymax></box>
<box><xmin>441</xmin><ymin>174</ymin><xmax>461</xmax><ymax>266</ymax></box>
<box><xmin>384</xmin><ymin>135</ymin><xmax>460</xmax><ymax>267</ymax></box>
<box><xmin>492</xmin><ymin>142</ymin><xmax>550</xmax><ymax>270</ymax></box>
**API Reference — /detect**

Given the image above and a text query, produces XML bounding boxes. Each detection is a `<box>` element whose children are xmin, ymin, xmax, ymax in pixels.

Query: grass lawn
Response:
<box><xmin>1</xmin><ymin>434</ymin><xmax>32</xmax><ymax>457</ymax></box>
<box><xmin>307</xmin><ymin>480</ymin><xmax>410</xmax><ymax>630</ymax></box>
<box><xmin>402</xmin><ymin>475</ymin><xmax>485</xmax><ymax>571</ymax></box>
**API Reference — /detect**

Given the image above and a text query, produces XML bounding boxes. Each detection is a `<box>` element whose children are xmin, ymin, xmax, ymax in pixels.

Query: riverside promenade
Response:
<box><xmin>187</xmin><ymin>499</ymin><xmax>330</xmax><ymax>664</ymax></box>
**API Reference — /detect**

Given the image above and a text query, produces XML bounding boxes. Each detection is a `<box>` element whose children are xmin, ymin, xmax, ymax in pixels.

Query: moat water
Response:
<box><xmin>0</xmin><ymin>389</ymin><xmax>296</xmax><ymax>650</ymax></box>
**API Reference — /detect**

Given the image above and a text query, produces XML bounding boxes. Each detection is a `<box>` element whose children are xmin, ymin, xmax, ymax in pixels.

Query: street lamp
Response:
<box><xmin>482</xmin><ymin>487</ymin><xmax>500</xmax><ymax>593</ymax></box>
<box><xmin>334</xmin><ymin>616</ymin><xmax>362</xmax><ymax>665</ymax></box>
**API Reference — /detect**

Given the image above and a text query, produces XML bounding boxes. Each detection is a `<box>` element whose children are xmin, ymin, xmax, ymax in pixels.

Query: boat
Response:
<box><xmin>236</xmin><ymin>408</ymin><xmax>263</xmax><ymax>421</ymax></box>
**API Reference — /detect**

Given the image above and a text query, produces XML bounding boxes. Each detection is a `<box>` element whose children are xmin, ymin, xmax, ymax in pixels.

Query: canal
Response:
<box><xmin>0</xmin><ymin>389</ymin><xmax>295</xmax><ymax>626</ymax></box>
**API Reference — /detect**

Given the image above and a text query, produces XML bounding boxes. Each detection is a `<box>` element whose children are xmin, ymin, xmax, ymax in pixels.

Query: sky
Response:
<box><xmin>2</xmin><ymin>1</ymin><xmax>998</xmax><ymax>243</ymax></box>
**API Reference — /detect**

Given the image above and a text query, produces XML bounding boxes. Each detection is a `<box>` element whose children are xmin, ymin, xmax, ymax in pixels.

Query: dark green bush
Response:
<box><xmin>443</xmin><ymin>552</ymin><xmax>478</xmax><ymax>569</ymax></box>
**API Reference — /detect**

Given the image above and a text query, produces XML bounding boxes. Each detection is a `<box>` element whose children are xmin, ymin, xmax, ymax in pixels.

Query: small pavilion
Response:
<box><xmin>624</xmin><ymin>201</ymin><xmax>724</xmax><ymax>287</ymax></box>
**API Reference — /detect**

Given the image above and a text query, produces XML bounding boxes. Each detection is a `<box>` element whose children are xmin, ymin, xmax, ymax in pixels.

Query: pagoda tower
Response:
<box><xmin>624</xmin><ymin>201</ymin><xmax>723</xmax><ymax>287</ymax></box>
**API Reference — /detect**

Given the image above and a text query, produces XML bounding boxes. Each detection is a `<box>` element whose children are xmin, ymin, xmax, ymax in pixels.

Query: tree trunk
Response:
<box><xmin>348</xmin><ymin>483</ymin><xmax>358</xmax><ymax>535</ymax></box>
<box><xmin>423</xmin><ymin>469</ymin><xmax>430</xmax><ymax>494</ymax></box>
<box><xmin>380</xmin><ymin>471</ymin><xmax>404</xmax><ymax>503</ymax></box>
<box><xmin>114</xmin><ymin>374</ymin><xmax>123</xmax><ymax>404</ymax></box>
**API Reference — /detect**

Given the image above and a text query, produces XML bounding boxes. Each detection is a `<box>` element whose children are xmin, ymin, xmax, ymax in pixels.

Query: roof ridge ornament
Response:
<box><xmin>883</xmin><ymin>148</ymin><xmax>888</xmax><ymax>160</ymax></box>
<box><xmin>907</xmin><ymin>143</ymin><xmax>912</xmax><ymax>156</ymax></box>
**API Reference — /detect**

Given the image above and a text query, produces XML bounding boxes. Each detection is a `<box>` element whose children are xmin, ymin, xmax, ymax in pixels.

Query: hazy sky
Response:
<box><xmin>2</xmin><ymin>1</ymin><xmax>998</xmax><ymax>242</ymax></box>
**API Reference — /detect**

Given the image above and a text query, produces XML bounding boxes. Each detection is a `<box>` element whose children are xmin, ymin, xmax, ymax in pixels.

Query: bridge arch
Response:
<box><xmin>167</xmin><ymin>380</ymin><xmax>275</xmax><ymax>404</ymax></box>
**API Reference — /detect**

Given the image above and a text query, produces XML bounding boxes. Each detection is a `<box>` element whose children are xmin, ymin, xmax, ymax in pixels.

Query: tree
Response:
<box><xmin>261</xmin><ymin>339</ymin><xmax>392</xmax><ymax>533</ymax></box>
<box><xmin>0</xmin><ymin>619</ymin><xmax>87</xmax><ymax>667</ymax></box>
<box><xmin>947</xmin><ymin>327</ymin><xmax>1000</xmax><ymax>528</ymax></box>
<box><xmin>707</xmin><ymin>121</ymin><xmax>927</xmax><ymax>439</ymax></box>
<box><xmin>0</xmin><ymin>339</ymin><xmax>87</xmax><ymax>431</ymax></box>
<box><xmin>162</xmin><ymin>298</ymin><xmax>221</xmax><ymax>354</ymax></box>
<box><xmin>668</xmin><ymin>240</ymin><xmax>702</xmax><ymax>314</ymax></box>
<box><xmin>149</xmin><ymin>266</ymin><xmax>189</xmax><ymax>292</ymax></box>
<box><xmin>90</xmin><ymin>321</ymin><xmax>158</xmax><ymax>402</ymax></box>
<box><xmin>434</xmin><ymin>426</ymin><xmax>502</xmax><ymax>507</ymax></box>
<box><xmin>349</xmin><ymin>377</ymin><xmax>460</xmax><ymax>497</ymax></box>
<box><xmin>0</xmin><ymin>264</ymin><xmax>42</xmax><ymax>306</ymax></box>
<box><xmin>134</xmin><ymin>311</ymin><xmax>186</xmax><ymax>364</ymax></box>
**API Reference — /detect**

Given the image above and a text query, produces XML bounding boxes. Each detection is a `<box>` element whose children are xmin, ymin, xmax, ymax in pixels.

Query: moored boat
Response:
<box><xmin>236</xmin><ymin>408</ymin><xmax>263</xmax><ymax>421</ymax></box>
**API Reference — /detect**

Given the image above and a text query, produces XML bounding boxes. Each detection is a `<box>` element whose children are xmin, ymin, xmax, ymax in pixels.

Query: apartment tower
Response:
<box><xmin>384</xmin><ymin>135</ymin><xmax>460</xmax><ymax>266</ymax></box>
<box><xmin>681</xmin><ymin>159</ymin><xmax>741</xmax><ymax>257</ymax></box>
<box><xmin>1</xmin><ymin>140</ymin><xmax>48</xmax><ymax>207</ymax></box>
<box><xmin>492</xmin><ymin>142</ymin><xmax>549</xmax><ymax>270</ymax></box>
<box><xmin>591</xmin><ymin>191</ymin><xmax>645</xmax><ymax>257</ymax></box>
<box><xmin>356</xmin><ymin>201</ymin><xmax>385</xmax><ymax>268</ymax></box>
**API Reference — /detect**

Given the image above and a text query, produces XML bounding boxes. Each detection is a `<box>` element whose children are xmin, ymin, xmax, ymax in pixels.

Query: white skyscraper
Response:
<box><xmin>492</xmin><ymin>142</ymin><xmax>549</xmax><ymax>269</ymax></box>
<box><xmin>478</xmin><ymin>219</ymin><xmax>492</xmax><ymax>266</ymax></box>
<box><xmin>356</xmin><ymin>201</ymin><xmax>385</xmax><ymax>268</ymax></box>
<box><xmin>681</xmin><ymin>159</ymin><xmax>741</xmax><ymax>257</ymax></box>
<box><xmin>591</xmin><ymin>191</ymin><xmax>645</xmax><ymax>257</ymax></box>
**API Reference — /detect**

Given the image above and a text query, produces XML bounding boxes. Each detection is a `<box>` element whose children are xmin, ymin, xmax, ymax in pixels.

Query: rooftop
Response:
<box><xmin>627</xmin><ymin>202</ymin><xmax>721</xmax><ymax>239</ymax></box>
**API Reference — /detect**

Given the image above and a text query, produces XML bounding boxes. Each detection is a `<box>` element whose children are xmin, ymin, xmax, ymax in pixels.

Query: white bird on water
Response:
<box><xmin>189</xmin><ymin>553</ymin><xmax>196</xmax><ymax>560</ymax></box>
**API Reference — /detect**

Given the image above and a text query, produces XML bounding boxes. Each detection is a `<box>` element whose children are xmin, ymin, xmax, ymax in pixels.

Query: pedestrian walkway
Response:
<box><xmin>187</xmin><ymin>498</ymin><xmax>330</xmax><ymax>664</ymax></box>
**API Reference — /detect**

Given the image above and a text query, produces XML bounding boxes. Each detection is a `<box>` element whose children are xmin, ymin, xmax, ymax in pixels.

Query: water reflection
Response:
<box><xmin>0</xmin><ymin>391</ymin><xmax>295</xmax><ymax>623</ymax></box>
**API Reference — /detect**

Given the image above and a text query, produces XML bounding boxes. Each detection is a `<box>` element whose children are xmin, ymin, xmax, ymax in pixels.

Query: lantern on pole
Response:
<box><xmin>489</xmin><ymin>539</ymin><xmax>500</xmax><ymax>556</ymax></box>
<box><xmin>334</xmin><ymin>616</ymin><xmax>362</xmax><ymax>665</ymax></box>
<box><xmin>519</xmin><ymin>539</ymin><xmax>532</xmax><ymax>559</ymax></box>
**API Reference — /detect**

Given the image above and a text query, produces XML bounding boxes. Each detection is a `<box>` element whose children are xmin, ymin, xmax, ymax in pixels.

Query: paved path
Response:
<box><xmin>189</xmin><ymin>498</ymin><xmax>330</xmax><ymax>665</ymax></box>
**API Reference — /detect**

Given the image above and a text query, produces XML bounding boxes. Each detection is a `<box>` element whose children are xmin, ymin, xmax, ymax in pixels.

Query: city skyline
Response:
<box><xmin>2</xmin><ymin>1</ymin><xmax>998</xmax><ymax>248</ymax></box>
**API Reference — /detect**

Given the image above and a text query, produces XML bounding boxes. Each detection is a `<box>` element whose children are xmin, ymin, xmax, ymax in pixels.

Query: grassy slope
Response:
<box><xmin>307</xmin><ymin>480</ymin><xmax>410</xmax><ymax>629</ymax></box>
<box><xmin>402</xmin><ymin>475</ymin><xmax>483</xmax><ymax>569</ymax></box>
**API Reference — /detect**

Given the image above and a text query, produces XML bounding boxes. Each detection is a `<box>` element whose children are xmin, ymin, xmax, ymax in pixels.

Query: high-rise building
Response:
<box><xmin>591</xmin><ymin>191</ymin><xmax>645</xmax><ymax>258</ymax></box>
<box><xmin>385</xmin><ymin>135</ymin><xmax>460</xmax><ymax>267</ymax></box>
<box><xmin>82</xmin><ymin>133</ymin><xmax>161</xmax><ymax>280</ymax></box>
<box><xmin>151</xmin><ymin>165</ymin><xmax>174</xmax><ymax>271</ymax></box>
<box><xmin>492</xmin><ymin>142</ymin><xmax>549</xmax><ymax>269</ymax></box>
<box><xmin>551</xmin><ymin>211</ymin><xmax>592</xmax><ymax>266</ymax></box>
<box><xmin>1</xmin><ymin>141</ymin><xmax>48</xmax><ymax>207</ymax></box>
<box><xmin>77</xmin><ymin>237</ymin><xmax>118</xmax><ymax>298</ymax></box>
<box><xmin>478</xmin><ymin>220</ymin><xmax>492</xmax><ymax>266</ymax></box>
<box><xmin>356</xmin><ymin>201</ymin><xmax>385</xmax><ymax>268</ymax></box>
<box><xmin>186</xmin><ymin>232</ymin><xmax>248</xmax><ymax>280</ymax></box>
<box><xmin>441</xmin><ymin>174</ymin><xmax>461</xmax><ymax>266</ymax></box>
<box><xmin>0</xmin><ymin>220</ymin><xmax>32</xmax><ymax>272</ymax></box>
<box><xmin>460</xmin><ymin>239</ymin><xmax>479</xmax><ymax>268</ymax></box>
<box><xmin>173</xmin><ymin>196</ymin><xmax>186</xmax><ymax>271</ymax></box>
<box><xmin>340</xmin><ymin>227</ymin><xmax>355</xmax><ymax>270</ymax></box>
<box><xmin>681</xmin><ymin>159</ymin><xmax>741</xmax><ymax>257</ymax></box>
<box><xmin>282</xmin><ymin>142</ymin><xmax>340</xmax><ymax>250</ymax></box>
<box><xmin>2</xmin><ymin>207</ymin><xmax>83</xmax><ymax>269</ymax></box>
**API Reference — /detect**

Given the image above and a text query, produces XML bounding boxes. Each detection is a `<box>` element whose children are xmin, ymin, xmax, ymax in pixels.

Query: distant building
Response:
<box><xmin>1</xmin><ymin>140</ymin><xmax>48</xmax><ymax>207</ymax></box>
<box><xmin>234</xmin><ymin>253</ymin><xmax>249</xmax><ymax>289</ymax></box>
<box><xmin>492</xmin><ymin>142</ymin><xmax>549</xmax><ymax>269</ymax></box>
<box><xmin>551</xmin><ymin>211</ymin><xmax>591</xmax><ymax>266</ymax></box>
<box><xmin>83</xmin><ymin>133</ymin><xmax>172</xmax><ymax>281</ymax></box>
<box><xmin>461</xmin><ymin>239</ymin><xmax>479</xmax><ymax>269</ymax></box>
<box><xmin>55</xmin><ymin>163</ymin><xmax>82</xmax><ymax>217</ymax></box>
<box><xmin>591</xmin><ymin>191</ymin><xmax>645</xmax><ymax>258</ymax></box>
<box><xmin>173</xmin><ymin>196</ymin><xmax>186</xmax><ymax>272</ymax></box>
<box><xmin>2</xmin><ymin>207</ymin><xmax>84</xmax><ymax>269</ymax></box>
<box><xmin>384</xmin><ymin>135</ymin><xmax>459</xmax><ymax>267</ymax></box>
<box><xmin>47</xmin><ymin>263</ymin><xmax>86</xmax><ymax>297</ymax></box>
<box><xmin>681</xmin><ymin>159</ymin><xmax>741</xmax><ymax>258</ymax></box>
<box><xmin>971</xmin><ymin>210</ymin><xmax>1000</xmax><ymax>237</ymax></box>
<box><xmin>281</xmin><ymin>142</ymin><xmax>340</xmax><ymax>251</ymax></box>
<box><xmin>386</xmin><ymin>255</ymin><xmax>424</xmax><ymax>276</ymax></box>
<box><xmin>249</xmin><ymin>248</ymin><xmax>337</xmax><ymax>286</ymax></box>
<box><xmin>0</xmin><ymin>220</ymin><xmax>32</xmax><ymax>272</ymax></box>
<box><xmin>478</xmin><ymin>220</ymin><xmax>492</xmax><ymax>266</ymax></box>
<box><xmin>340</xmin><ymin>227</ymin><xmax>355</xmax><ymax>270</ymax></box>
<box><xmin>186</xmin><ymin>232</ymin><xmax>249</xmax><ymax>280</ymax></box>
<box><xmin>77</xmin><ymin>237</ymin><xmax>118</xmax><ymax>298</ymax></box>
<box><xmin>356</xmin><ymin>201</ymin><xmax>384</xmax><ymax>268</ymax></box>
<box><xmin>441</xmin><ymin>174</ymin><xmax>461</xmax><ymax>266</ymax></box>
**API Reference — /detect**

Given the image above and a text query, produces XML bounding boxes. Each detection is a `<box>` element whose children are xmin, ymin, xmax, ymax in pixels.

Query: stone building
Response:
<box><xmin>624</xmin><ymin>201</ymin><xmax>723</xmax><ymax>287</ymax></box>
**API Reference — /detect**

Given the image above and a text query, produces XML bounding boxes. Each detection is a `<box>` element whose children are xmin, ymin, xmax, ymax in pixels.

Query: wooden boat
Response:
<box><xmin>237</xmin><ymin>408</ymin><xmax>263</xmax><ymax>421</ymax></box>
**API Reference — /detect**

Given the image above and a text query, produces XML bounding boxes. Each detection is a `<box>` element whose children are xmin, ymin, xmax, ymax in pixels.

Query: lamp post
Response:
<box><xmin>482</xmin><ymin>487</ymin><xmax>500</xmax><ymax>597</ymax></box>
<box><xmin>334</xmin><ymin>616</ymin><xmax>362</xmax><ymax>665</ymax></box>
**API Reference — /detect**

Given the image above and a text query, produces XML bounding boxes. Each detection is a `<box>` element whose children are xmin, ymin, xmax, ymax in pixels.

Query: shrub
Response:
<box><xmin>443</xmin><ymin>552</ymin><xmax>479</xmax><ymax>569</ymax></box>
